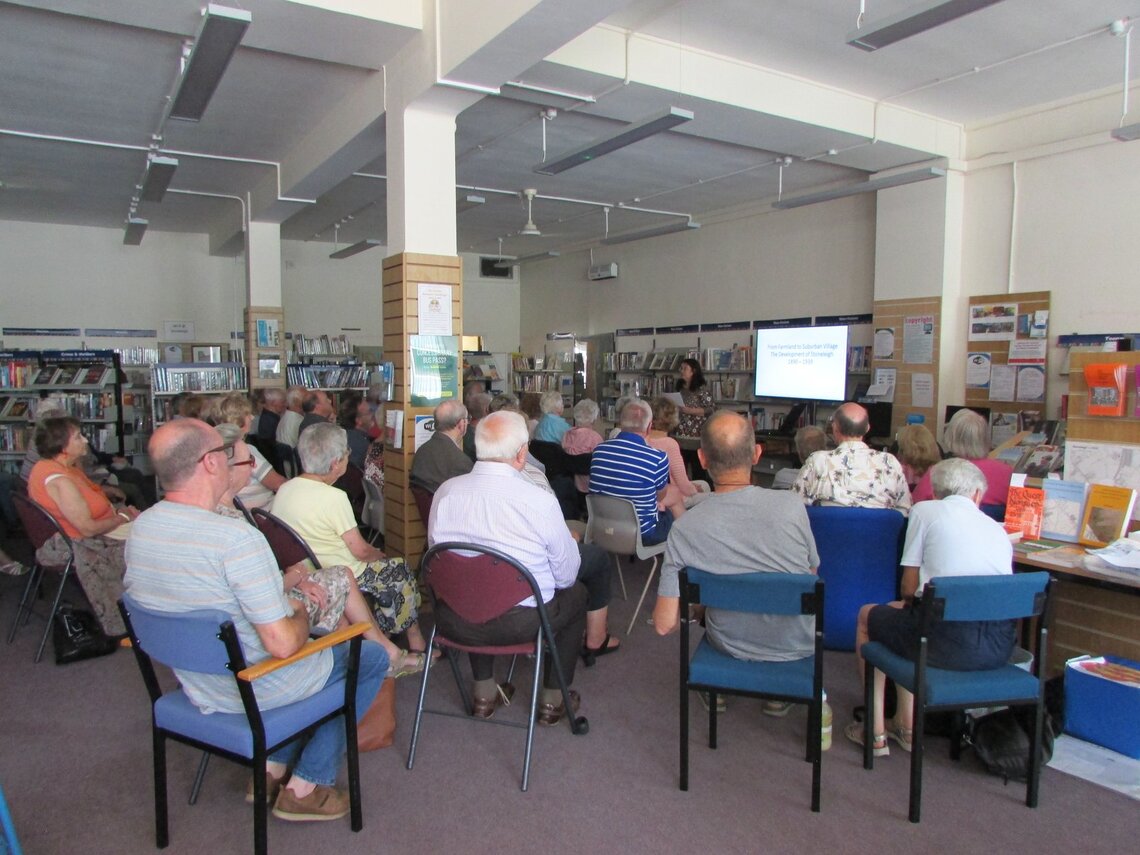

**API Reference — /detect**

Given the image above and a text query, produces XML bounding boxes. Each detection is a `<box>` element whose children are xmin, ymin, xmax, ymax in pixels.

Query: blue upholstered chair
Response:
<box><xmin>806</xmin><ymin>506</ymin><xmax>906</xmax><ymax>650</ymax></box>
<box><xmin>118</xmin><ymin>595</ymin><xmax>370</xmax><ymax>855</ymax></box>
<box><xmin>679</xmin><ymin>568</ymin><xmax>825</xmax><ymax>812</ymax></box>
<box><xmin>858</xmin><ymin>572</ymin><xmax>1051</xmax><ymax>823</ymax></box>
<box><xmin>0</xmin><ymin>779</ymin><xmax>22</xmax><ymax>855</ymax></box>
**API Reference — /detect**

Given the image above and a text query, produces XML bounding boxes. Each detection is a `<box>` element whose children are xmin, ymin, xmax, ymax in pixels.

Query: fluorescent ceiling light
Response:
<box><xmin>847</xmin><ymin>0</ymin><xmax>1005</xmax><ymax>51</ymax></box>
<box><xmin>123</xmin><ymin>217</ymin><xmax>148</xmax><ymax>246</ymax></box>
<box><xmin>169</xmin><ymin>4</ymin><xmax>251</xmax><ymax>121</ymax></box>
<box><xmin>493</xmin><ymin>251</ymin><xmax>560</xmax><ymax>268</ymax></box>
<box><xmin>139</xmin><ymin>155</ymin><xmax>178</xmax><ymax>202</ymax></box>
<box><xmin>457</xmin><ymin>194</ymin><xmax>485</xmax><ymax>213</ymax></box>
<box><xmin>1111</xmin><ymin>122</ymin><xmax>1140</xmax><ymax>141</ymax></box>
<box><xmin>329</xmin><ymin>239</ymin><xmax>383</xmax><ymax>259</ymax></box>
<box><xmin>772</xmin><ymin>167</ymin><xmax>947</xmax><ymax>209</ymax></box>
<box><xmin>534</xmin><ymin>107</ymin><xmax>694</xmax><ymax>175</ymax></box>
<box><xmin>601</xmin><ymin>219</ymin><xmax>701</xmax><ymax>245</ymax></box>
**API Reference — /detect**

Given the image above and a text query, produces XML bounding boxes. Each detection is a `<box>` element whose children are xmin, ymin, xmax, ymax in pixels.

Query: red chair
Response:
<box><xmin>250</xmin><ymin>508</ymin><xmax>321</xmax><ymax>572</ymax></box>
<box><xmin>7</xmin><ymin>493</ymin><xmax>77</xmax><ymax>662</ymax></box>
<box><xmin>410</xmin><ymin>484</ymin><xmax>433</xmax><ymax>525</ymax></box>
<box><xmin>407</xmin><ymin>542</ymin><xmax>588</xmax><ymax>791</ymax></box>
<box><xmin>333</xmin><ymin>462</ymin><xmax>366</xmax><ymax>524</ymax></box>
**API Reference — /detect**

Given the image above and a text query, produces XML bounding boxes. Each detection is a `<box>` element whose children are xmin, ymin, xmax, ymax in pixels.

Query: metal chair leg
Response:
<box><xmin>34</xmin><ymin>567</ymin><xmax>73</xmax><ymax>663</ymax></box>
<box><xmin>188</xmin><ymin>752</ymin><xmax>210</xmax><ymax>804</ymax></box>
<box><xmin>626</xmin><ymin>557</ymin><xmax>659</xmax><ymax>635</ymax></box>
<box><xmin>614</xmin><ymin>555</ymin><xmax>627</xmax><ymax>600</ymax></box>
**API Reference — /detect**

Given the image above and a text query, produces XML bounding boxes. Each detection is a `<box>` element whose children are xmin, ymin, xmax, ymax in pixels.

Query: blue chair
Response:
<box><xmin>807</xmin><ymin>506</ymin><xmax>905</xmax><ymax>650</ymax></box>
<box><xmin>679</xmin><ymin>568</ymin><xmax>825</xmax><ymax>812</ymax></box>
<box><xmin>0</xmin><ymin>779</ymin><xmax>22</xmax><ymax>855</ymax></box>
<box><xmin>118</xmin><ymin>595</ymin><xmax>370</xmax><ymax>855</ymax></box>
<box><xmin>858</xmin><ymin>572</ymin><xmax>1051</xmax><ymax>823</ymax></box>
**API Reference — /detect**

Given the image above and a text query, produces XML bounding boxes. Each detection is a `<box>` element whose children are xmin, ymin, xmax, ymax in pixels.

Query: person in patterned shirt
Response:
<box><xmin>791</xmin><ymin>402</ymin><xmax>911</xmax><ymax>515</ymax></box>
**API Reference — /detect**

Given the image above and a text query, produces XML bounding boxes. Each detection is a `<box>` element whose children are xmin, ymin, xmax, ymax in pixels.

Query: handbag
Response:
<box><xmin>53</xmin><ymin>606</ymin><xmax>117</xmax><ymax>665</ymax></box>
<box><xmin>357</xmin><ymin>676</ymin><xmax>396</xmax><ymax>751</ymax></box>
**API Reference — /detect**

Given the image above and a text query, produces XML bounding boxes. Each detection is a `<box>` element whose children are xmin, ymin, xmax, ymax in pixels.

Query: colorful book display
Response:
<box><xmin>1040</xmin><ymin>479</ymin><xmax>1090</xmax><ymax>543</ymax></box>
<box><xmin>1079</xmin><ymin>484</ymin><xmax>1138</xmax><ymax>548</ymax></box>
<box><xmin>1083</xmin><ymin>362</ymin><xmax>1127</xmax><ymax>417</ymax></box>
<box><xmin>1004</xmin><ymin>480</ymin><xmax>1045</xmax><ymax>541</ymax></box>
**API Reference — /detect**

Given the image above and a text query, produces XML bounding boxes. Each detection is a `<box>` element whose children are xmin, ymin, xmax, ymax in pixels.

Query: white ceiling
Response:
<box><xmin>2</xmin><ymin>0</ymin><xmax>1139</xmax><ymax>260</ymax></box>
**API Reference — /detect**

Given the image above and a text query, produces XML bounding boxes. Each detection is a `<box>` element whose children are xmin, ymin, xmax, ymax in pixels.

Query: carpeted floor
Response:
<box><xmin>1</xmin><ymin>555</ymin><xmax>1137</xmax><ymax>854</ymax></box>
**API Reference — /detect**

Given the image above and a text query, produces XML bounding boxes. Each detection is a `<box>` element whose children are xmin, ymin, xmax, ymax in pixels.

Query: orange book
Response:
<box><xmin>1078</xmin><ymin>484</ymin><xmax>1137</xmax><ymax>548</ymax></box>
<box><xmin>1083</xmin><ymin>363</ymin><xmax>1127</xmax><ymax>417</ymax></box>
<box><xmin>1004</xmin><ymin>484</ymin><xmax>1044</xmax><ymax>541</ymax></box>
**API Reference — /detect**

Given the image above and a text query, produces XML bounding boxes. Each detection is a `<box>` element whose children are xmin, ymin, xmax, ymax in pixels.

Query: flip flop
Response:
<box><xmin>580</xmin><ymin>633</ymin><xmax>621</xmax><ymax>667</ymax></box>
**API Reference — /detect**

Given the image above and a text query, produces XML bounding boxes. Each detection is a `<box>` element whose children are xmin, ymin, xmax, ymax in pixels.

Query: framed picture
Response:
<box><xmin>193</xmin><ymin>346</ymin><xmax>222</xmax><ymax>363</ymax></box>
<box><xmin>257</xmin><ymin>357</ymin><xmax>282</xmax><ymax>380</ymax></box>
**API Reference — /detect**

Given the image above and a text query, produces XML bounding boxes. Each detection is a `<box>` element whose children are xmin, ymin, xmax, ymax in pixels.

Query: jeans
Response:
<box><xmin>268</xmin><ymin>639</ymin><xmax>387</xmax><ymax>786</ymax></box>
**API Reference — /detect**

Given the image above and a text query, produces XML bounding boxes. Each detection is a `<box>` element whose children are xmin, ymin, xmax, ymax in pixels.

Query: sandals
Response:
<box><xmin>388</xmin><ymin>650</ymin><xmax>428</xmax><ymax>679</ymax></box>
<box><xmin>885</xmin><ymin>718</ymin><xmax>913</xmax><ymax>753</ymax></box>
<box><xmin>844</xmin><ymin>721</ymin><xmax>889</xmax><ymax>757</ymax></box>
<box><xmin>580</xmin><ymin>633</ymin><xmax>621</xmax><ymax>667</ymax></box>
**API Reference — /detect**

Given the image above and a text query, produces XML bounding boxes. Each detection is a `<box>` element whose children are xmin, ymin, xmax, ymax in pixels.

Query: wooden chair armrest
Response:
<box><xmin>238</xmin><ymin>622</ymin><xmax>370</xmax><ymax>682</ymax></box>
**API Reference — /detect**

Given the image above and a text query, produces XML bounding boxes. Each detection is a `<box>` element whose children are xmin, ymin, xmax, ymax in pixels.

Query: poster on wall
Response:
<box><xmin>414</xmin><ymin>414</ymin><xmax>435</xmax><ymax>451</ymax></box>
<box><xmin>911</xmin><ymin>373</ymin><xmax>934</xmax><ymax>408</ymax></box>
<box><xmin>1016</xmin><ymin>365</ymin><xmax>1046</xmax><ymax>402</ymax></box>
<box><xmin>968</xmin><ymin>303</ymin><xmax>1018</xmax><ymax>341</ymax></box>
<box><xmin>1008</xmin><ymin>339</ymin><xmax>1047</xmax><ymax>364</ymax></box>
<box><xmin>873</xmin><ymin>327</ymin><xmax>896</xmax><ymax>360</ymax></box>
<box><xmin>988</xmin><ymin>364</ymin><xmax>1016</xmax><ymax>401</ymax></box>
<box><xmin>256</xmin><ymin>318</ymin><xmax>280</xmax><ymax>348</ymax></box>
<box><xmin>966</xmin><ymin>352</ymin><xmax>992</xmax><ymax>388</ymax></box>
<box><xmin>163</xmin><ymin>320</ymin><xmax>195</xmax><ymax>341</ymax></box>
<box><xmin>408</xmin><ymin>335</ymin><xmax>459</xmax><ymax>407</ymax></box>
<box><xmin>417</xmin><ymin>283</ymin><xmax>453</xmax><ymax>336</ymax></box>
<box><xmin>903</xmin><ymin>315</ymin><xmax>934</xmax><ymax>363</ymax></box>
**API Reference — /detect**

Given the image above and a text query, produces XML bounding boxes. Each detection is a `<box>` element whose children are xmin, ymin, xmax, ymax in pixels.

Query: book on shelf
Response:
<box><xmin>1004</xmin><ymin>479</ymin><xmax>1045</xmax><ymax>541</ymax></box>
<box><xmin>1083</xmin><ymin>362</ymin><xmax>1127</xmax><ymax>417</ymax></box>
<box><xmin>1040</xmin><ymin>478</ymin><xmax>1090</xmax><ymax>543</ymax></box>
<box><xmin>648</xmin><ymin>352</ymin><xmax>666</xmax><ymax>370</ymax></box>
<box><xmin>4</xmin><ymin>399</ymin><xmax>32</xmax><ymax>419</ymax></box>
<box><xmin>1021</xmin><ymin>445</ymin><xmax>1062</xmax><ymax>477</ymax></box>
<box><xmin>79</xmin><ymin>366</ymin><xmax>112</xmax><ymax>387</ymax></box>
<box><xmin>1079</xmin><ymin>484</ymin><xmax>1138</xmax><ymax>548</ymax></box>
<box><xmin>32</xmin><ymin>366</ymin><xmax>61</xmax><ymax>386</ymax></box>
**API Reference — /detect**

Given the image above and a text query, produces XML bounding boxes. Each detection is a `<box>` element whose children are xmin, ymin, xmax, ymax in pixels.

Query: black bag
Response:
<box><xmin>53</xmin><ymin>606</ymin><xmax>117</xmax><ymax>665</ymax></box>
<box><xmin>969</xmin><ymin>706</ymin><xmax>1056</xmax><ymax>784</ymax></box>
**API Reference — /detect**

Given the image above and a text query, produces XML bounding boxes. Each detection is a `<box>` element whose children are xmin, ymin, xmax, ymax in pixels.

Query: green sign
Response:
<box><xmin>409</xmin><ymin>335</ymin><xmax>460</xmax><ymax>408</ymax></box>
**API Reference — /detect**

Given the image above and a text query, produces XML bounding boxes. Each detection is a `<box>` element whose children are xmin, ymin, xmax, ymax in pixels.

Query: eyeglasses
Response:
<box><xmin>197</xmin><ymin>443</ymin><xmax>235</xmax><ymax>463</ymax></box>
<box><xmin>228</xmin><ymin>457</ymin><xmax>255</xmax><ymax>468</ymax></box>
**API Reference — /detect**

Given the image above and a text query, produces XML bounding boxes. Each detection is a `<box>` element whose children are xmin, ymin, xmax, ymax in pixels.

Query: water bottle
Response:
<box><xmin>820</xmin><ymin>690</ymin><xmax>832</xmax><ymax>751</ymax></box>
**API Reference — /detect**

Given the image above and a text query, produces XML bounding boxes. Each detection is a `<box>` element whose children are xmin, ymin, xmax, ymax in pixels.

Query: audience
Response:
<box><xmin>337</xmin><ymin>392</ymin><xmax>372</xmax><ymax>470</ymax></box>
<box><xmin>772</xmin><ymin>424</ymin><xmax>828</xmax><ymax>490</ymax></box>
<box><xmin>299</xmin><ymin>390</ymin><xmax>334</xmax><ymax>435</ymax></box>
<box><xmin>561</xmin><ymin>398</ymin><xmax>603</xmax><ymax>494</ymax></box>
<box><xmin>533</xmin><ymin>390</ymin><xmax>570</xmax><ymax>443</ymax></box>
<box><xmin>212</xmin><ymin>391</ymin><xmax>286</xmax><ymax>510</ymax></box>
<box><xmin>911</xmin><ymin>408</ymin><xmax>1011</xmax><ymax>507</ymax></box>
<box><xmin>847</xmin><ymin>458</ymin><xmax>1015</xmax><ymax>757</ymax></box>
<box><xmin>409</xmin><ymin>400</ymin><xmax>473</xmax><ymax>495</ymax></box>
<box><xmin>275</xmin><ymin>386</ymin><xmax>305</xmax><ymax>450</ymax></box>
<box><xmin>124</xmin><ymin>418</ymin><xmax>385</xmax><ymax>822</ymax></box>
<box><xmin>792</xmin><ymin>402</ymin><xmax>911</xmax><ymax>513</ymax></box>
<box><xmin>894</xmin><ymin>423</ymin><xmax>942</xmax><ymax>493</ymax></box>
<box><xmin>258</xmin><ymin>388</ymin><xmax>286</xmax><ymax>446</ymax></box>
<box><xmin>646</xmin><ymin>396</ymin><xmax>711</xmax><ymax>504</ymax></box>
<box><xmin>462</xmin><ymin>390</ymin><xmax>492</xmax><ymax>462</ymax></box>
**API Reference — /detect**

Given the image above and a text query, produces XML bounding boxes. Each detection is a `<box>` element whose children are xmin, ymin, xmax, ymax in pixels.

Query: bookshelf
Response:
<box><xmin>150</xmin><ymin>362</ymin><xmax>248</xmax><ymax>427</ymax></box>
<box><xmin>512</xmin><ymin>350</ymin><xmax>581</xmax><ymax>409</ymax></box>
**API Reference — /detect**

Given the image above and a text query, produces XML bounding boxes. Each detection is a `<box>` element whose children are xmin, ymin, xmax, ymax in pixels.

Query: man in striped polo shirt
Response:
<box><xmin>589</xmin><ymin>399</ymin><xmax>685</xmax><ymax>544</ymax></box>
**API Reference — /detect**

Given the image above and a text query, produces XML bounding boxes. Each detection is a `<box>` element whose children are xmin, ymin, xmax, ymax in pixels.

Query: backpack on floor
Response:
<box><xmin>968</xmin><ymin>706</ymin><xmax>1056</xmax><ymax>783</ymax></box>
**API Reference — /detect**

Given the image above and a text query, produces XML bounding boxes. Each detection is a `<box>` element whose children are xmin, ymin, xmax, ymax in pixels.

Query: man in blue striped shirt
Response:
<box><xmin>589</xmin><ymin>399</ymin><xmax>683</xmax><ymax>544</ymax></box>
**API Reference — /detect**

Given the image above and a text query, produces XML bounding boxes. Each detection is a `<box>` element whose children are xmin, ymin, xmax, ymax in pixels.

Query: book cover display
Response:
<box><xmin>1078</xmin><ymin>484</ymin><xmax>1138</xmax><ymax>548</ymax></box>
<box><xmin>1083</xmin><ymin>362</ymin><xmax>1127</xmax><ymax>417</ymax></box>
<box><xmin>1004</xmin><ymin>480</ymin><xmax>1044</xmax><ymax>541</ymax></box>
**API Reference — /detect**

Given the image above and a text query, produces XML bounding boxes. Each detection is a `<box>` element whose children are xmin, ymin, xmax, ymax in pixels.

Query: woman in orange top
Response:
<box><xmin>28</xmin><ymin>416</ymin><xmax>139</xmax><ymax>635</ymax></box>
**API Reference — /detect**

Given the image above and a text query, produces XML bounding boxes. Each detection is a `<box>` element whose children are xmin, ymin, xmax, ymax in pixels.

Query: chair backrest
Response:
<box><xmin>334</xmin><ymin>462</ymin><xmax>366</xmax><ymax>522</ymax></box>
<box><xmin>231</xmin><ymin>494</ymin><xmax>256</xmax><ymax>526</ymax></box>
<box><xmin>361</xmin><ymin>478</ymin><xmax>384</xmax><ymax>529</ymax></box>
<box><xmin>563</xmin><ymin>451</ymin><xmax>593</xmax><ymax>477</ymax></box>
<box><xmin>274</xmin><ymin>442</ymin><xmax>298</xmax><ymax>477</ymax></box>
<box><xmin>411</xmin><ymin>484</ymin><xmax>434</xmax><ymax>524</ymax></box>
<box><xmin>925</xmin><ymin>572</ymin><xmax>1049</xmax><ymax>623</ymax></box>
<box><xmin>120</xmin><ymin>593</ymin><xmax>237</xmax><ymax>675</ymax></box>
<box><xmin>681</xmin><ymin>567</ymin><xmax>824</xmax><ymax>620</ymax></box>
<box><xmin>421</xmin><ymin>542</ymin><xmax>541</xmax><ymax>625</ymax></box>
<box><xmin>529</xmin><ymin>440</ymin><xmax>568</xmax><ymax>478</ymax></box>
<box><xmin>246</xmin><ymin>434</ymin><xmax>281</xmax><ymax>474</ymax></box>
<box><xmin>979</xmin><ymin>502</ymin><xmax>1006</xmax><ymax>522</ymax></box>
<box><xmin>12</xmin><ymin>492</ymin><xmax>70</xmax><ymax>552</ymax></box>
<box><xmin>251</xmin><ymin>508</ymin><xmax>321</xmax><ymax>571</ymax></box>
<box><xmin>584</xmin><ymin>493</ymin><xmax>641</xmax><ymax>555</ymax></box>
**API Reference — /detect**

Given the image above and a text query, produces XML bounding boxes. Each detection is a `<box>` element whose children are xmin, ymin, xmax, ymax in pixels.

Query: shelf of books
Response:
<box><xmin>150</xmin><ymin>362</ymin><xmax>248</xmax><ymax>426</ymax></box>
<box><xmin>285</xmin><ymin>362</ymin><xmax>373</xmax><ymax>391</ymax></box>
<box><xmin>512</xmin><ymin>352</ymin><xmax>581</xmax><ymax>408</ymax></box>
<box><xmin>0</xmin><ymin>350</ymin><xmax>127</xmax><ymax>471</ymax></box>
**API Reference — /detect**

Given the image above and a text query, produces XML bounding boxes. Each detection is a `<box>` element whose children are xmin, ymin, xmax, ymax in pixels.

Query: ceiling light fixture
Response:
<box><xmin>534</xmin><ymin>106</ymin><xmax>694</xmax><ymax>175</ymax></box>
<box><xmin>457</xmin><ymin>193</ymin><xmax>485</xmax><ymax>213</ymax></box>
<box><xmin>329</xmin><ymin>239</ymin><xmax>383</xmax><ymax>260</ymax></box>
<box><xmin>601</xmin><ymin>219</ymin><xmax>700</xmax><ymax>245</ymax></box>
<box><xmin>1111</xmin><ymin>122</ymin><xmax>1140</xmax><ymax>141</ymax></box>
<box><xmin>139</xmin><ymin>155</ymin><xmax>179</xmax><ymax>202</ymax></box>
<box><xmin>847</xmin><ymin>0</ymin><xmax>1005</xmax><ymax>51</ymax></box>
<box><xmin>772</xmin><ymin>167</ymin><xmax>947</xmax><ymax>209</ymax></box>
<box><xmin>493</xmin><ymin>251</ymin><xmax>560</xmax><ymax>268</ymax></box>
<box><xmin>123</xmin><ymin>216</ymin><xmax>148</xmax><ymax>246</ymax></box>
<box><xmin>168</xmin><ymin>4</ymin><xmax>252</xmax><ymax>121</ymax></box>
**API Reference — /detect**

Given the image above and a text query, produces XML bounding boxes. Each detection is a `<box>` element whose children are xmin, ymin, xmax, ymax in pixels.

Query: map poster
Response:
<box><xmin>1064</xmin><ymin>440</ymin><xmax>1140</xmax><ymax>521</ymax></box>
<box><xmin>409</xmin><ymin>335</ymin><xmax>459</xmax><ymax>408</ymax></box>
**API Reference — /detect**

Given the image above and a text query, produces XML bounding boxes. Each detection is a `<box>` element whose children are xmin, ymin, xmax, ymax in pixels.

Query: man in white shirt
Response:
<box><xmin>428</xmin><ymin>411</ymin><xmax>588</xmax><ymax>726</ymax></box>
<box><xmin>275</xmin><ymin>386</ymin><xmax>305</xmax><ymax>449</ymax></box>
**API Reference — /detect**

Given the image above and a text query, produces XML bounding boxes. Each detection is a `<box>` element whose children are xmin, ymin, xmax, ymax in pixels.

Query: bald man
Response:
<box><xmin>791</xmin><ymin>402</ymin><xmax>910</xmax><ymax>514</ymax></box>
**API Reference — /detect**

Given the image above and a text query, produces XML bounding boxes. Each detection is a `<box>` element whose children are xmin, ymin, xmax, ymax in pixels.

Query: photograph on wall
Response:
<box><xmin>257</xmin><ymin>357</ymin><xmax>282</xmax><ymax>380</ymax></box>
<box><xmin>409</xmin><ymin>335</ymin><xmax>459</xmax><ymax>408</ymax></box>
<box><xmin>968</xmin><ymin>302</ymin><xmax>1018</xmax><ymax>341</ymax></box>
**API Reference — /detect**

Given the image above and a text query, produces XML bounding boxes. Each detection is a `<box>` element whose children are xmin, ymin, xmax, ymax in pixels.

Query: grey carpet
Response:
<box><xmin>1</xmin><ymin>557</ymin><xmax>1136</xmax><ymax>854</ymax></box>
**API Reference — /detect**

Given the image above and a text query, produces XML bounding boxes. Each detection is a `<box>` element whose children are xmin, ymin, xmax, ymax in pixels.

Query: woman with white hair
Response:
<box><xmin>911</xmin><ymin>408</ymin><xmax>1011</xmax><ymax>507</ymax></box>
<box><xmin>271</xmin><ymin>422</ymin><xmax>430</xmax><ymax>675</ymax></box>
<box><xmin>561</xmin><ymin>398</ymin><xmax>603</xmax><ymax>494</ymax></box>
<box><xmin>533</xmin><ymin>390</ymin><xmax>569</xmax><ymax>443</ymax></box>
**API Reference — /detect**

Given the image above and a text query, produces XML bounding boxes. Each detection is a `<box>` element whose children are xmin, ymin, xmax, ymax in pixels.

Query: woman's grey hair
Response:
<box><xmin>488</xmin><ymin>392</ymin><xmax>520</xmax><ymax>413</ymax></box>
<box><xmin>539</xmin><ymin>390</ymin><xmax>564</xmax><ymax>414</ymax></box>
<box><xmin>214</xmin><ymin>422</ymin><xmax>244</xmax><ymax>446</ymax></box>
<box><xmin>475</xmin><ymin>411</ymin><xmax>529</xmax><ymax>460</ymax></box>
<box><xmin>620</xmin><ymin>399</ymin><xmax>653</xmax><ymax>431</ymax></box>
<box><xmin>943</xmin><ymin>408</ymin><xmax>990</xmax><ymax>459</ymax></box>
<box><xmin>930</xmin><ymin>458</ymin><xmax>988</xmax><ymax>501</ymax></box>
<box><xmin>572</xmin><ymin>398</ymin><xmax>599</xmax><ymax>426</ymax></box>
<box><xmin>297</xmin><ymin>422</ymin><xmax>348</xmax><ymax>475</ymax></box>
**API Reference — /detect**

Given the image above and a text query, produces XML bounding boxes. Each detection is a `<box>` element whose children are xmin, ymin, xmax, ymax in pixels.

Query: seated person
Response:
<box><xmin>125</xmin><ymin>418</ymin><xmax>386</xmax><ymax>821</ymax></box>
<box><xmin>533</xmin><ymin>390</ymin><xmax>571</xmax><ymax>443</ymax></box>
<box><xmin>299</xmin><ymin>390</ymin><xmax>334</xmax><ymax>435</ymax></box>
<box><xmin>654</xmin><ymin>412</ymin><xmax>819</xmax><ymax>712</ymax></box>
<box><xmin>589</xmin><ymin>399</ymin><xmax>684</xmax><ymax>545</ymax></box>
<box><xmin>272</xmin><ymin>422</ymin><xmax>429</xmax><ymax>670</ymax></box>
<box><xmin>409</xmin><ymin>400</ymin><xmax>473</xmax><ymax>495</ymax></box>
<box><xmin>28</xmin><ymin>416</ymin><xmax>140</xmax><ymax>636</ymax></box>
<box><xmin>893</xmin><ymin>423</ymin><xmax>942</xmax><ymax>494</ymax></box>
<box><xmin>429</xmin><ymin>411</ymin><xmax>615</xmax><ymax>723</ymax></box>
<box><xmin>257</xmin><ymin>388</ymin><xmax>285</xmax><ymax>445</ymax></box>
<box><xmin>337</xmin><ymin>392</ymin><xmax>373</xmax><ymax>470</ymax></box>
<box><xmin>847</xmin><ymin>458</ymin><xmax>1016</xmax><ymax>756</ymax></box>
<box><xmin>647</xmin><ymin>397</ymin><xmax>711</xmax><ymax>503</ymax></box>
<box><xmin>561</xmin><ymin>398</ymin><xmax>603</xmax><ymax>495</ymax></box>
<box><xmin>488</xmin><ymin>394</ymin><xmax>556</xmax><ymax>493</ymax></box>
<box><xmin>771</xmin><ymin>424</ymin><xmax>828</xmax><ymax>490</ymax></box>
<box><xmin>912</xmin><ymin>408</ymin><xmax>1011</xmax><ymax>507</ymax></box>
<box><xmin>213</xmin><ymin>391</ymin><xmax>287</xmax><ymax>510</ymax></box>
<box><xmin>462</xmin><ymin>391</ymin><xmax>491</xmax><ymax>462</ymax></box>
<box><xmin>792</xmin><ymin>402</ymin><xmax>911</xmax><ymax>514</ymax></box>
<box><xmin>275</xmin><ymin>386</ymin><xmax>305</xmax><ymax>450</ymax></box>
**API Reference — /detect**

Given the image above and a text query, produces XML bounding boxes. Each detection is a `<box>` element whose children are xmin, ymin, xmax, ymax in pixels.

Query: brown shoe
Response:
<box><xmin>272</xmin><ymin>785</ymin><xmax>350</xmax><ymax>822</ymax></box>
<box><xmin>537</xmin><ymin>689</ymin><xmax>581</xmax><ymax>726</ymax></box>
<box><xmin>471</xmin><ymin>683</ymin><xmax>515</xmax><ymax>719</ymax></box>
<box><xmin>245</xmin><ymin>769</ymin><xmax>287</xmax><ymax>805</ymax></box>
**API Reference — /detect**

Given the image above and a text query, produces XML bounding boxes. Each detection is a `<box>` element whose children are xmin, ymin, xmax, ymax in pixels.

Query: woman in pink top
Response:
<box><xmin>561</xmin><ymin>398</ymin><xmax>603</xmax><ymax>494</ymax></box>
<box><xmin>647</xmin><ymin>397</ymin><xmax>710</xmax><ymax>508</ymax></box>
<box><xmin>912</xmin><ymin>409</ymin><xmax>1011</xmax><ymax>507</ymax></box>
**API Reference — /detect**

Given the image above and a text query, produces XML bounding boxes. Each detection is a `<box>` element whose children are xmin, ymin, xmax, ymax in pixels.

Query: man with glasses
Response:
<box><xmin>125</xmin><ymin>419</ymin><xmax>386</xmax><ymax>822</ymax></box>
<box><xmin>409</xmin><ymin>399</ymin><xmax>473</xmax><ymax>496</ymax></box>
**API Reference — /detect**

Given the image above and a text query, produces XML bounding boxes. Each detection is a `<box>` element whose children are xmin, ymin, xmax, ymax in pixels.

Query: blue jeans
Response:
<box><xmin>268</xmin><ymin>640</ymin><xmax>387</xmax><ymax>786</ymax></box>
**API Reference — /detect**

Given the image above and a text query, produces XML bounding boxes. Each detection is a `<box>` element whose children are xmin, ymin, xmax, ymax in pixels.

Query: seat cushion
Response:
<box><xmin>155</xmin><ymin>679</ymin><xmax>348</xmax><ymax>757</ymax></box>
<box><xmin>689</xmin><ymin>636</ymin><xmax>815</xmax><ymax>699</ymax></box>
<box><xmin>861</xmin><ymin>641</ymin><xmax>1040</xmax><ymax>707</ymax></box>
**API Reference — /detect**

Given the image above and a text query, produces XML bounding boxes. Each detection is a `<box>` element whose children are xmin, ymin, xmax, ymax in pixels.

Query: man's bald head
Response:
<box><xmin>699</xmin><ymin>410</ymin><xmax>758</xmax><ymax>481</ymax></box>
<box><xmin>150</xmin><ymin>418</ymin><xmax>223</xmax><ymax>491</ymax></box>
<box><xmin>832</xmin><ymin>402</ymin><xmax>869</xmax><ymax>442</ymax></box>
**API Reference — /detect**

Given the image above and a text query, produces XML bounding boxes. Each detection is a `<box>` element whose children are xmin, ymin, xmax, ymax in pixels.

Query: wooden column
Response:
<box><xmin>381</xmin><ymin>252</ymin><xmax>462</xmax><ymax>567</ymax></box>
<box><xmin>244</xmin><ymin>306</ymin><xmax>286</xmax><ymax>391</ymax></box>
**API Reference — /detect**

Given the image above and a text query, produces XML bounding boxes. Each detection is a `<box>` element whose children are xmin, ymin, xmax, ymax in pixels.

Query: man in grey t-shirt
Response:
<box><xmin>653</xmin><ymin>411</ymin><xmax>819</xmax><ymax>663</ymax></box>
